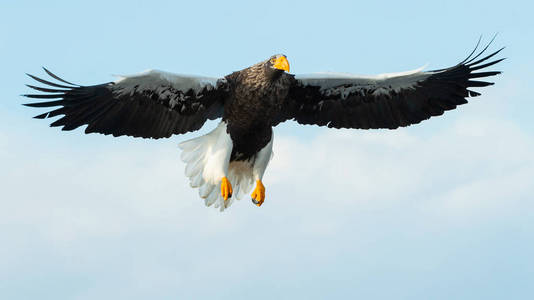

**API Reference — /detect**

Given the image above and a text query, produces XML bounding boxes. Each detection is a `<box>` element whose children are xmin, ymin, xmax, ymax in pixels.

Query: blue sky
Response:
<box><xmin>1</xmin><ymin>0</ymin><xmax>533</xmax><ymax>299</ymax></box>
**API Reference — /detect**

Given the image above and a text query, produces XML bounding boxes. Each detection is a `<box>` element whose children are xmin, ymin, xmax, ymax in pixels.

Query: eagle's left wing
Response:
<box><xmin>23</xmin><ymin>69</ymin><xmax>228</xmax><ymax>139</ymax></box>
<box><xmin>276</xmin><ymin>45</ymin><xmax>504</xmax><ymax>129</ymax></box>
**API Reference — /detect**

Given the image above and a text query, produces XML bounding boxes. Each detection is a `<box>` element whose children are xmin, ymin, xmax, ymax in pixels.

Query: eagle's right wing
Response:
<box><xmin>24</xmin><ymin>69</ymin><xmax>228</xmax><ymax>139</ymax></box>
<box><xmin>276</xmin><ymin>40</ymin><xmax>503</xmax><ymax>129</ymax></box>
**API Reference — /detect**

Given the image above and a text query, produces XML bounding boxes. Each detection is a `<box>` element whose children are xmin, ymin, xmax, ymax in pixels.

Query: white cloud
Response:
<box><xmin>0</xmin><ymin>104</ymin><xmax>533</xmax><ymax>299</ymax></box>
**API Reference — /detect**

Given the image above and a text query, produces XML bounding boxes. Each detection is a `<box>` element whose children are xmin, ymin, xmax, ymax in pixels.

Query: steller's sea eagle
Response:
<box><xmin>23</xmin><ymin>39</ymin><xmax>504</xmax><ymax>211</ymax></box>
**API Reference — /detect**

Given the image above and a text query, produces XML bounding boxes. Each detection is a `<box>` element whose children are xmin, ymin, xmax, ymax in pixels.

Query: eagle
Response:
<box><xmin>23</xmin><ymin>40</ymin><xmax>504</xmax><ymax>211</ymax></box>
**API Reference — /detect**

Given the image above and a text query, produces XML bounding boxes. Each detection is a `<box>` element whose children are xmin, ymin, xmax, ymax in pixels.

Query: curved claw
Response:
<box><xmin>251</xmin><ymin>180</ymin><xmax>265</xmax><ymax>207</ymax></box>
<box><xmin>221</xmin><ymin>177</ymin><xmax>233</xmax><ymax>201</ymax></box>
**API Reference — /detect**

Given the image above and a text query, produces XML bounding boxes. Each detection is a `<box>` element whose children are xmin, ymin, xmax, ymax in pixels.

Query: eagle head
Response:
<box><xmin>267</xmin><ymin>54</ymin><xmax>290</xmax><ymax>73</ymax></box>
<box><xmin>264</xmin><ymin>54</ymin><xmax>290</xmax><ymax>81</ymax></box>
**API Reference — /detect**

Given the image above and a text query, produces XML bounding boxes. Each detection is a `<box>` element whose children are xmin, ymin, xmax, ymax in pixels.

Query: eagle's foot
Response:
<box><xmin>251</xmin><ymin>179</ymin><xmax>265</xmax><ymax>207</ymax></box>
<box><xmin>221</xmin><ymin>176</ymin><xmax>233</xmax><ymax>201</ymax></box>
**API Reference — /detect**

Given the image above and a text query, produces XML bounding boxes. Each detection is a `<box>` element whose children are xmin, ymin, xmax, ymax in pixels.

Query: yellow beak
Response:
<box><xmin>273</xmin><ymin>56</ymin><xmax>290</xmax><ymax>72</ymax></box>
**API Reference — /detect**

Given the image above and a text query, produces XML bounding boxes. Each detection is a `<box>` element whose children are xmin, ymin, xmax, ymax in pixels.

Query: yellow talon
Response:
<box><xmin>221</xmin><ymin>176</ymin><xmax>233</xmax><ymax>201</ymax></box>
<box><xmin>251</xmin><ymin>179</ymin><xmax>265</xmax><ymax>207</ymax></box>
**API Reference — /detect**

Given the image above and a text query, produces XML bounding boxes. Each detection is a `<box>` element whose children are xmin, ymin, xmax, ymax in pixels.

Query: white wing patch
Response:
<box><xmin>296</xmin><ymin>66</ymin><xmax>432</xmax><ymax>97</ymax></box>
<box><xmin>114</xmin><ymin>69</ymin><xmax>219</xmax><ymax>96</ymax></box>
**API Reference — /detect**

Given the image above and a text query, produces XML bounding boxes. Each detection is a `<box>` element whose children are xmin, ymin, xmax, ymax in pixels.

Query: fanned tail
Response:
<box><xmin>178</xmin><ymin>122</ymin><xmax>254</xmax><ymax>211</ymax></box>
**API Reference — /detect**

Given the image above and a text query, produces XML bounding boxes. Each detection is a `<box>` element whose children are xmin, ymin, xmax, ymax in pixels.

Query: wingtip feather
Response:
<box><xmin>42</xmin><ymin>67</ymin><xmax>80</xmax><ymax>86</ymax></box>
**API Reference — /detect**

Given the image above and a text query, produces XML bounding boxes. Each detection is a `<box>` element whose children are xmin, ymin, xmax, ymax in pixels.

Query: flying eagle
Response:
<box><xmin>23</xmin><ymin>40</ymin><xmax>504</xmax><ymax>211</ymax></box>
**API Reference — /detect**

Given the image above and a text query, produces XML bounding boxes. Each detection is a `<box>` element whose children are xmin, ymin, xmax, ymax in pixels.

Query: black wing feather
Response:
<box><xmin>278</xmin><ymin>41</ymin><xmax>504</xmax><ymax>130</ymax></box>
<box><xmin>23</xmin><ymin>70</ymin><xmax>227</xmax><ymax>139</ymax></box>
<box><xmin>42</xmin><ymin>67</ymin><xmax>80</xmax><ymax>86</ymax></box>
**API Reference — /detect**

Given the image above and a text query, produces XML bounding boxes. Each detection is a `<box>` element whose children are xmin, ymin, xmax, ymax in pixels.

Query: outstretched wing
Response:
<box><xmin>277</xmin><ymin>42</ymin><xmax>504</xmax><ymax>129</ymax></box>
<box><xmin>23</xmin><ymin>69</ymin><xmax>228</xmax><ymax>138</ymax></box>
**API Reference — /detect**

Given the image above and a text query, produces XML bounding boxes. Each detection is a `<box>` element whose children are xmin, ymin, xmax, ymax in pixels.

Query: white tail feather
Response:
<box><xmin>179</xmin><ymin>122</ymin><xmax>273</xmax><ymax>211</ymax></box>
<box><xmin>179</xmin><ymin>122</ymin><xmax>251</xmax><ymax>211</ymax></box>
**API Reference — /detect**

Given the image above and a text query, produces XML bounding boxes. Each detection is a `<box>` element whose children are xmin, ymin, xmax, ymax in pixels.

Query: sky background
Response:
<box><xmin>1</xmin><ymin>0</ymin><xmax>533</xmax><ymax>299</ymax></box>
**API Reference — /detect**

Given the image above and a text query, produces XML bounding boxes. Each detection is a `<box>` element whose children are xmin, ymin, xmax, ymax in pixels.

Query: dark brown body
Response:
<box><xmin>222</xmin><ymin>63</ymin><xmax>293</xmax><ymax>161</ymax></box>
